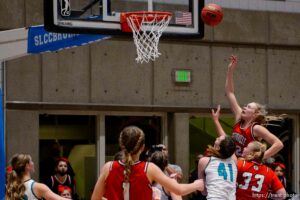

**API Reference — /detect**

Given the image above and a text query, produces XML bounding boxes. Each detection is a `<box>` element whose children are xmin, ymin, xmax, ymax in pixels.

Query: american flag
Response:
<box><xmin>175</xmin><ymin>11</ymin><xmax>192</xmax><ymax>25</ymax></box>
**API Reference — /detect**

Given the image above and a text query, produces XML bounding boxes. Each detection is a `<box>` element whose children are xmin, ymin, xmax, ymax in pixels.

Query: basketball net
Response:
<box><xmin>123</xmin><ymin>12</ymin><xmax>172</xmax><ymax>64</ymax></box>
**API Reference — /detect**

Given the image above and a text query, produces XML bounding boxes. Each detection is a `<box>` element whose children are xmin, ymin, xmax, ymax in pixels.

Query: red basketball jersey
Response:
<box><xmin>232</xmin><ymin>121</ymin><xmax>258</xmax><ymax>157</ymax></box>
<box><xmin>236</xmin><ymin>160</ymin><xmax>284</xmax><ymax>200</ymax></box>
<box><xmin>104</xmin><ymin>160</ymin><xmax>152</xmax><ymax>200</ymax></box>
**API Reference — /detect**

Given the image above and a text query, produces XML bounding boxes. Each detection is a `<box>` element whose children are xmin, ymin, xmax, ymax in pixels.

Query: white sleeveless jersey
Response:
<box><xmin>24</xmin><ymin>179</ymin><xmax>40</xmax><ymax>200</ymax></box>
<box><xmin>204</xmin><ymin>156</ymin><xmax>237</xmax><ymax>200</ymax></box>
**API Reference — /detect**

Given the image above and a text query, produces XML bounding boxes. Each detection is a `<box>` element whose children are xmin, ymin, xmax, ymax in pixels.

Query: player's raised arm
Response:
<box><xmin>211</xmin><ymin>105</ymin><xmax>226</xmax><ymax>137</ymax></box>
<box><xmin>225</xmin><ymin>55</ymin><xmax>242</xmax><ymax>122</ymax></box>
<box><xmin>253</xmin><ymin>125</ymin><xmax>283</xmax><ymax>159</ymax></box>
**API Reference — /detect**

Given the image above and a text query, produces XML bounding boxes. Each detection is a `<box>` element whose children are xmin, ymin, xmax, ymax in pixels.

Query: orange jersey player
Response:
<box><xmin>236</xmin><ymin>141</ymin><xmax>286</xmax><ymax>200</ymax></box>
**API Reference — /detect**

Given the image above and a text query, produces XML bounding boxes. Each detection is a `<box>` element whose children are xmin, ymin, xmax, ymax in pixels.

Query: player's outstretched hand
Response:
<box><xmin>228</xmin><ymin>55</ymin><xmax>237</xmax><ymax>70</ymax></box>
<box><xmin>211</xmin><ymin>105</ymin><xmax>221</xmax><ymax>121</ymax></box>
<box><xmin>194</xmin><ymin>179</ymin><xmax>204</xmax><ymax>192</ymax></box>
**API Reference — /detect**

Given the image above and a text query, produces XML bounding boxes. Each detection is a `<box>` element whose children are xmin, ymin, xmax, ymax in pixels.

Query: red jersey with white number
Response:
<box><xmin>232</xmin><ymin>121</ymin><xmax>258</xmax><ymax>157</ymax></box>
<box><xmin>104</xmin><ymin>160</ymin><xmax>152</xmax><ymax>200</ymax></box>
<box><xmin>236</xmin><ymin>160</ymin><xmax>284</xmax><ymax>200</ymax></box>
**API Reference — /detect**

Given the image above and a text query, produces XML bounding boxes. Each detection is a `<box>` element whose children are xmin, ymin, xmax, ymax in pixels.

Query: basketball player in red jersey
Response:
<box><xmin>224</xmin><ymin>55</ymin><xmax>283</xmax><ymax>158</ymax></box>
<box><xmin>91</xmin><ymin>126</ymin><xmax>203</xmax><ymax>200</ymax></box>
<box><xmin>236</xmin><ymin>141</ymin><xmax>286</xmax><ymax>200</ymax></box>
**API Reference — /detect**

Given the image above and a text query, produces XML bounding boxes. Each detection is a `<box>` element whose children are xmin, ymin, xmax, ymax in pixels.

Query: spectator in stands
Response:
<box><xmin>157</xmin><ymin>144</ymin><xmax>183</xmax><ymax>182</ymax></box>
<box><xmin>46</xmin><ymin>157</ymin><xmax>77</xmax><ymax>199</ymax></box>
<box><xmin>273</xmin><ymin>163</ymin><xmax>287</xmax><ymax>188</ymax></box>
<box><xmin>58</xmin><ymin>185</ymin><xmax>72</xmax><ymax>199</ymax></box>
<box><xmin>150</xmin><ymin>151</ymin><xmax>182</xmax><ymax>200</ymax></box>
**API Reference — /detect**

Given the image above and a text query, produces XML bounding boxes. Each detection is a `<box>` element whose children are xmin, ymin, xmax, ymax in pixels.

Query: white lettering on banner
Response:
<box><xmin>57</xmin><ymin>34</ymin><xmax>62</xmax><ymax>41</ymax></box>
<box><xmin>34</xmin><ymin>36</ymin><xmax>39</xmax><ymax>46</ymax></box>
<box><xmin>33</xmin><ymin>33</ymin><xmax>80</xmax><ymax>46</ymax></box>
<box><xmin>48</xmin><ymin>33</ymin><xmax>52</xmax><ymax>43</ymax></box>
<box><xmin>44</xmin><ymin>34</ymin><xmax>48</xmax><ymax>44</ymax></box>
<box><xmin>52</xmin><ymin>33</ymin><xmax>57</xmax><ymax>42</ymax></box>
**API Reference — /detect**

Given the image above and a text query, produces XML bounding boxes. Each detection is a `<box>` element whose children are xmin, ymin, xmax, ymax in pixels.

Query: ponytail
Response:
<box><xmin>123</xmin><ymin>150</ymin><xmax>134</xmax><ymax>182</ymax></box>
<box><xmin>119</xmin><ymin>126</ymin><xmax>145</xmax><ymax>200</ymax></box>
<box><xmin>204</xmin><ymin>145</ymin><xmax>221</xmax><ymax>158</ymax></box>
<box><xmin>6</xmin><ymin>170</ymin><xmax>26</xmax><ymax>200</ymax></box>
<box><xmin>253</xmin><ymin>102</ymin><xmax>286</xmax><ymax>127</ymax></box>
<box><xmin>6</xmin><ymin>154</ymin><xmax>31</xmax><ymax>200</ymax></box>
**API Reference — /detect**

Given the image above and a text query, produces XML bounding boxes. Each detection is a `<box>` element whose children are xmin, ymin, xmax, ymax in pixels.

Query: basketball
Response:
<box><xmin>201</xmin><ymin>4</ymin><xmax>223</xmax><ymax>27</ymax></box>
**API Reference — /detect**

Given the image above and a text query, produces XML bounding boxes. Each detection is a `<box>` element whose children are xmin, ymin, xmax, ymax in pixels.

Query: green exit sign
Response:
<box><xmin>174</xmin><ymin>69</ymin><xmax>192</xmax><ymax>83</ymax></box>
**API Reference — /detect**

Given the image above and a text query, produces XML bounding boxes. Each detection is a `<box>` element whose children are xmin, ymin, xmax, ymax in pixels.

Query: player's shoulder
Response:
<box><xmin>263</xmin><ymin>165</ymin><xmax>276</xmax><ymax>176</ymax></box>
<box><xmin>33</xmin><ymin>182</ymin><xmax>49</xmax><ymax>195</ymax></box>
<box><xmin>252</xmin><ymin>163</ymin><xmax>273</xmax><ymax>176</ymax></box>
<box><xmin>102</xmin><ymin>161</ymin><xmax>115</xmax><ymax>172</ymax></box>
<box><xmin>147</xmin><ymin>161</ymin><xmax>159</xmax><ymax>171</ymax></box>
<box><xmin>252</xmin><ymin>124</ymin><xmax>267</xmax><ymax>132</ymax></box>
<box><xmin>237</xmin><ymin>158</ymin><xmax>245</xmax><ymax>164</ymax></box>
<box><xmin>237</xmin><ymin>159</ymin><xmax>248</xmax><ymax>169</ymax></box>
<box><xmin>199</xmin><ymin>157</ymin><xmax>210</xmax><ymax>166</ymax></box>
<box><xmin>147</xmin><ymin>162</ymin><xmax>165</xmax><ymax>177</ymax></box>
<box><xmin>260</xmin><ymin>166</ymin><xmax>278</xmax><ymax>183</ymax></box>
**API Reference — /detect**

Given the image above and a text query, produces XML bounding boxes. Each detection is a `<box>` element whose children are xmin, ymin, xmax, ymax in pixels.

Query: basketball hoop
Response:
<box><xmin>121</xmin><ymin>12</ymin><xmax>172</xmax><ymax>64</ymax></box>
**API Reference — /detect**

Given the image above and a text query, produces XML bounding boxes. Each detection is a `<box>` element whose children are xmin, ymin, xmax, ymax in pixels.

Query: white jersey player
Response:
<box><xmin>198</xmin><ymin>135</ymin><xmax>237</xmax><ymax>200</ymax></box>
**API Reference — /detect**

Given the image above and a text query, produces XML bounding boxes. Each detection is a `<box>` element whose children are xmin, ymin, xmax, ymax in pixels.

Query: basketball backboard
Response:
<box><xmin>44</xmin><ymin>0</ymin><xmax>204</xmax><ymax>37</ymax></box>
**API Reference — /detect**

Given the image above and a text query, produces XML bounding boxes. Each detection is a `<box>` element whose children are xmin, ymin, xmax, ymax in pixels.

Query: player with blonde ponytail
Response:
<box><xmin>6</xmin><ymin>154</ymin><xmax>70</xmax><ymax>200</ymax></box>
<box><xmin>236</xmin><ymin>141</ymin><xmax>286</xmax><ymax>200</ymax></box>
<box><xmin>91</xmin><ymin>126</ymin><xmax>204</xmax><ymax>200</ymax></box>
<box><xmin>224</xmin><ymin>55</ymin><xmax>283</xmax><ymax>159</ymax></box>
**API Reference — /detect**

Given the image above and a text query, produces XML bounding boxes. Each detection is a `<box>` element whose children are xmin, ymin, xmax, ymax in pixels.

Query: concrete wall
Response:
<box><xmin>0</xmin><ymin>0</ymin><xmax>43</xmax><ymax>30</ymax></box>
<box><xmin>6</xmin><ymin>110</ymin><xmax>39</xmax><ymax>179</ymax></box>
<box><xmin>6</xmin><ymin>42</ymin><xmax>300</xmax><ymax>110</ymax></box>
<box><xmin>3</xmin><ymin>9</ymin><xmax>300</xmax><ymax>110</ymax></box>
<box><xmin>6</xmin><ymin>55</ymin><xmax>41</xmax><ymax>101</ymax></box>
<box><xmin>173</xmin><ymin>113</ymin><xmax>190</xmax><ymax>181</ymax></box>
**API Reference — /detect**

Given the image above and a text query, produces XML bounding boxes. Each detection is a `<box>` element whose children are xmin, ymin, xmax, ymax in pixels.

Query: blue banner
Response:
<box><xmin>0</xmin><ymin>88</ymin><xmax>5</xmax><ymax>200</ymax></box>
<box><xmin>27</xmin><ymin>25</ymin><xmax>110</xmax><ymax>53</ymax></box>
